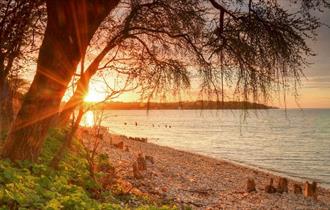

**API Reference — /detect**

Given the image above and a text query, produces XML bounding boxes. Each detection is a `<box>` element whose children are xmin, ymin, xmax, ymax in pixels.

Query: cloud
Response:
<box><xmin>301</xmin><ymin>75</ymin><xmax>330</xmax><ymax>89</ymax></box>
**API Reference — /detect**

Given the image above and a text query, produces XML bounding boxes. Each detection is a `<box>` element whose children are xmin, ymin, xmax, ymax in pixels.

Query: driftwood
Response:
<box><xmin>137</xmin><ymin>153</ymin><xmax>147</xmax><ymax>171</ymax></box>
<box><xmin>133</xmin><ymin>153</ymin><xmax>147</xmax><ymax>179</ymax></box>
<box><xmin>265</xmin><ymin>178</ymin><xmax>276</xmax><ymax>193</ymax></box>
<box><xmin>304</xmin><ymin>181</ymin><xmax>317</xmax><ymax>200</ymax></box>
<box><xmin>246</xmin><ymin>178</ymin><xmax>256</xmax><ymax>192</ymax></box>
<box><xmin>277</xmin><ymin>177</ymin><xmax>288</xmax><ymax>193</ymax></box>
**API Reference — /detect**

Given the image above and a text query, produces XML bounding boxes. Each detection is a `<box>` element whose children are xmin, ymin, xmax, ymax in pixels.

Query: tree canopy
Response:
<box><xmin>79</xmin><ymin>0</ymin><xmax>329</xmax><ymax>104</ymax></box>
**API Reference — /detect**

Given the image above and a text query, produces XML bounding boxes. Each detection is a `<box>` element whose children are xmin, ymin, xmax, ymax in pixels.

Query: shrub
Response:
<box><xmin>0</xmin><ymin>128</ymin><xmax>177</xmax><ymax>210</ymax></box>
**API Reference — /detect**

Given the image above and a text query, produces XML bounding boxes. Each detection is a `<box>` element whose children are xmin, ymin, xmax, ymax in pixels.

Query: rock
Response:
<box><xmin>114</xmin><ymin>141</ymin><xmax>124</xmax><ymax>150</ymax></box>
<box><xmin>277</xmin><ymin>177</ymin><xmax>288</xmax><ymax>193</ymax></box>
<box><xmin>265</xmin><ymin>178</ymin><xmax>276</xmax><ymax>193</ymax></box>
<box><xmin>133</xmin><ymin>162</ymin><xmax>142</xmax><ymax>179</ymax></box>
<box><xmin>246</xmin><ymin>178</ymin><xmax>256</xmax><ymax>193</ymax></box>
<box><xmin>137</xmin><ymin>153</ymin><xmax>147</xmax><ymax>171</ymax></box>
<box><xmin>145</xmin><ymin>155</ymin><xmax>154</xmax><ymax>164</ymax></box>
<box><xmin>124</xmin><ymin>146</ymin><xmax>130</xmax><ymax>152</ymax></box>
<box><xmin>304</xmin><ymin>181</ymin><xmax>317</xmax><ymax>200</ymax></box>
<box><xmin>293</xmin><ymin>184</ymin><xmax>302</xmax><ymax>194</ymax></box>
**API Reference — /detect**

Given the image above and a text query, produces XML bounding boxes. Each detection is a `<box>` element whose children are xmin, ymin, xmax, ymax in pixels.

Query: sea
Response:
<box><xmin>82</xmin><ymin>109</ymin><xmax>330</xmax><ymax>188</ymax></box>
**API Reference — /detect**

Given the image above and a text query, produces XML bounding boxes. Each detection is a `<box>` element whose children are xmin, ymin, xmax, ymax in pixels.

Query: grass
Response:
<box><xmin>0</xmin><ymin>128</ymin><xmax>179</xmax><ymax>210</ymax></box>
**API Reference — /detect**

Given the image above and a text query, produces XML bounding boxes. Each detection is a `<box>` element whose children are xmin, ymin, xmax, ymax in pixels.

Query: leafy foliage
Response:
<box><xmin>0</xmin><ymin>128</ymin><xmax>177</xmax><ymax>209</ymax></box>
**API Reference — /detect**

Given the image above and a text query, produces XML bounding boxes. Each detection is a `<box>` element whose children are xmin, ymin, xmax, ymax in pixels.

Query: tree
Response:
<box><xmin>2</xmin><ymin>0</ymin><xmax>329</xmax><ymax>161</ymax></box>
<box><xmin>0</xmin><ymin>0</ymin><xmax>44</xmax><ymax>133</ymax></box>
<box><xmin>57</xmin><ymin>0</ymin><xmax>205</xmax><ymax>126</ymax></box>
<box><xmin>205</xmin><ymin>0</ymin><xmax>329</xmax><ymax>103</ymax></box>
<box><xmin>58</xmin><ymin>0</ymin><xmax>330</xmax><ymax>125</ymax></box>
<box><xmin>51</xmin><ymin>74</ymin><xmax>135</xmax><ymax>168</ymax></box>
<box><xmin>1</xmin><ymin>0</ymin><xmax>120</xmax><ymax>161</ymax></box>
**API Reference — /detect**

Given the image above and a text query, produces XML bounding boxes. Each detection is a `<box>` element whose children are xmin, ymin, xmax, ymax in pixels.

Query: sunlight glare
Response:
<box><xmin>80</xmin><ymin>111</ymin><xmax>95</xmax><ymax>127</ymax></box>
<box><xmin>84</xmin><ymin>90</ymin><xmax>106</xmax><ymax>102</ymax></box>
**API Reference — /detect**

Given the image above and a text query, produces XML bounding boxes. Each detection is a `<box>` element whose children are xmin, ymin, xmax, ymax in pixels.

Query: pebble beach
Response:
<box><xmin>80</xmin><ymin>128</ymin><xmax>330</xmax><ymax>209</ymax></box>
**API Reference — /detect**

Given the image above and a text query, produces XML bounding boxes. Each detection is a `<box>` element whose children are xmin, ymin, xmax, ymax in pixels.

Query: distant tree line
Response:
<box><xmin>90</xmin><ymin>101</ymin><xmax>277</xmax><ymax>110</ymax></box>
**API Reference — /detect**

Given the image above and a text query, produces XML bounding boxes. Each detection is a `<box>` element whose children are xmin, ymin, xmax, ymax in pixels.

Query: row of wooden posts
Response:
<box><xmin>247</xmin><ymin>177</ymin><xmax>318</xmax><ymax>199</ymax></box>
<box><xmin>124</xmin><ymin>122</ymin><xmax>172</xmax><ymax>128</ymax></box>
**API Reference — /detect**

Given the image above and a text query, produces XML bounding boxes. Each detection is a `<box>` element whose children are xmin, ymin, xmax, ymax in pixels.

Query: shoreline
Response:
<box><xmin>145</xmin><ymin>138</ymin><xmax>330</xmax><ymax>191</ymax></box>
<box><xmin>110</xmin><ymin>129</ymin><xmax>330</xmax><ymax>190</ymax></box>
<box><xmin>81</xmin><ymin>128</ymin><xmax>330</xmax><ymax>209</ymax></box>
<box><xmin>172</xmin><ymin>148</ymin><xmax>330</xmax><ymax>190</ymax></box>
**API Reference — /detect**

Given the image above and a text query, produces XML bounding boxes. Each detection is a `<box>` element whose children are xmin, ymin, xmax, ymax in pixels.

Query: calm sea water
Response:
<box><xmin>91</xmin><ymin>109</ymin><xmax>330</xmax><ymax>188</ymax></box>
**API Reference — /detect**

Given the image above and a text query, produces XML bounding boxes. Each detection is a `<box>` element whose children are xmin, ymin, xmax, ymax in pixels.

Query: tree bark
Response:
<box><xmin>0</xmin><ymin>77</ymin><xmax>14</xmax><ymax>135</ymax></box>
<box><xmin>0</xmin><ymin>54</ymin><xmax>14</xmax><ymax>135</ymax></box>
<box><xmin>1</xmin><ymin>0</ymin><xmax>120</xmax><ymax>161</ymax></box>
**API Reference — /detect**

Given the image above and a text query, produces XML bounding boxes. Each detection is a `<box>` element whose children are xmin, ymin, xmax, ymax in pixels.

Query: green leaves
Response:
<box><xmin>3</xmin><ymin>169</ymin><xmax>15</xmax><ymax>182</ymax></box>
<box><xmin>0</xmin><ymin>128</ymin><xmax>178</xmax><ymax>210</ymax></box>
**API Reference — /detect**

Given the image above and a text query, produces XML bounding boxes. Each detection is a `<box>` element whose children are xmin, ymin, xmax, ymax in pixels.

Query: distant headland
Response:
<box><xmin>86</xmin><ymin>101</ymin><xmax>278</xmax><ymax>110</ymax></box>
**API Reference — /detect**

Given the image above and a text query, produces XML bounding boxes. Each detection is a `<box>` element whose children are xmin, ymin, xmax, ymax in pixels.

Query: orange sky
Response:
<box><xmin>68</xmin><ymin>9</ymin><xmax>330</xmax><ymax>109</ymax></box>
<box><xmin>82</xmin><ymin>77</ymin><xmax>330</xmax><ymax>108</ymax></box>
<box><xmin>23</xmin><ymin>8</ymin><xmax>330</xmax><ymax>109</ymax></box>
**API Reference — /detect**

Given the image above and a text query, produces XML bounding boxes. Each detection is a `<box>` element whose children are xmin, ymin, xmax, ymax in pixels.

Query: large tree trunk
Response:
<box><xmin>1</xmin><ymin>0</ymin><xmax>120</xmax><ymax>162</ymax></box>
<box><xmin>0</xmin><ymin>54</ymin><xmax>14</xmax><ymax>135</ymax></box>
<box><xmin>0</xmin><ymin>77</ymin><xmax>14</xmax><ymax>135</ymax></box>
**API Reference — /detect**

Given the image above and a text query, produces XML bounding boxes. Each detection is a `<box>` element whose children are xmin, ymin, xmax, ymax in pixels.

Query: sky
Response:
<box><xmin>283</xmin><ymin>10</ymin><xmax>330</xmax><ymax>108</ymax></box>
<box><xmin>85</xmin><ymin>7</ymin><xmax>330</xmax><ymax>108</ymax></box>
<box><xmin>24</xmin><ymin>4</ymin><xmax>330</xmax><ymax>109</ymax></box>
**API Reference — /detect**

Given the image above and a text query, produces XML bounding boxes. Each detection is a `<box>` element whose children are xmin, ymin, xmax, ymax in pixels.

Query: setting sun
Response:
<box><xmin>84</xmin><ymin>90</ymin><xmax>106</xmax><ymax>102</ymax></box>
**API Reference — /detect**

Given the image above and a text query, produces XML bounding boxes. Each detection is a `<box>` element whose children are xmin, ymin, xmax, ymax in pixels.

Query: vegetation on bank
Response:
<box><xmin>0</xmin><ymin>128</ymin><xmax>178</xmax><ymax>210</ymax></box>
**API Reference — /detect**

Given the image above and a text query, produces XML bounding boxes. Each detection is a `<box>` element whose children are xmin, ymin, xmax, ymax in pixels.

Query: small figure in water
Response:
<box><xmin>124</xmin><ymin>122</ymin><xmax>127</xmax><ymax>125</ymax></box>
<box><xmin>152</xmin><ymin>124</ymin><xmax>155</xmax><ymax>127</ymax></box>
<box><xmin>135</xmin><ymin>122</ymin><xmax>138</xmax><ymax>126</ymax></box>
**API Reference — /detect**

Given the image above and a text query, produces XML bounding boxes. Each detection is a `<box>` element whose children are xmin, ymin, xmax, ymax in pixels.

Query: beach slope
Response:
<box><xmin>92</xmin><ymin>132</ymin><xmax>330</xmax><ymax>209</ymax></box>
